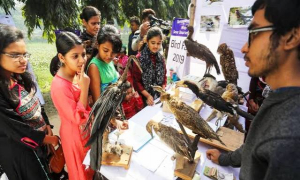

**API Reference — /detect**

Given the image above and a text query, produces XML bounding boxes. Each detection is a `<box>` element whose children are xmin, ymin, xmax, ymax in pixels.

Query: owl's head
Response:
<box><xmin>217</xmin><ymin>43</ymin><xmax>228</xmax><ymax>54</ymax></box>
<box><xmin>226</xmin><ymin>83</ymin><xmax>238</xmax><ymax>93</ymax></box>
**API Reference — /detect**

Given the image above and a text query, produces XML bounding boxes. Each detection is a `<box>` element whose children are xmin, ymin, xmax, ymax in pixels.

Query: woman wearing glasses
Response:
<box><xmin>0</xmin><ymin>24</ymin><xmax>59</xmax><ymax>179</ymax></box>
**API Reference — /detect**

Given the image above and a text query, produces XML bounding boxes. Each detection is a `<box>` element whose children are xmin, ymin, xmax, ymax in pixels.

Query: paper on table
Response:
<box><xmin>135</xmin><ymin>143</ymin><xmax>168</xmax><ymax>172</ymax></box>
<box><xmin>154</xmin><ymin>154</ymin><xmax>176</xmax><ymax>180</ymax></box>
<box><xmin>150</xmin><ymin>136</ymin><xmax>174</xmax><ymax>155</ymax></box>
<box><xmin>109</xmin><ymin>121</ymin><xmax>152</xmax><ymax>152</ymax></box>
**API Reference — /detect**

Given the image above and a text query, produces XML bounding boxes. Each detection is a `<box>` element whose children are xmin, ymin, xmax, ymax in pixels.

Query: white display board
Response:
<box><xmin>0</xmin><ymin>15</ymin><xmax>15</xmax><ymax>26</ymax></box>
<box><xmin>186</xmin><ymin>0</ymin><xmax>255</xmax><ymax>92</ymax></box>
<box><xmin>166</xmin><ymin>18</ymin><xmax>191</xmax><ymax>79</ymax></box>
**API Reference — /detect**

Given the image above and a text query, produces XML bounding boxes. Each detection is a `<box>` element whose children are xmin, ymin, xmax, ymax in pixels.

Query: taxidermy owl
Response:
<box><xmin>217</xmin><ymin>43</ymin><xmax>239</xmax><ymax>85</ymax></box>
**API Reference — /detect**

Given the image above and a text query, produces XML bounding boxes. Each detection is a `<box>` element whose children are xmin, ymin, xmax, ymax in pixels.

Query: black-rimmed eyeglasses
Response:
<box><xmin>248</xmin><ymin>26</ymin><xmax>275</xmax><ymax>47</ymax></box>
<box><xmin>1</xmin><ymin>52</ymin><xmax>31</xmax><ymax>62</ymax></box>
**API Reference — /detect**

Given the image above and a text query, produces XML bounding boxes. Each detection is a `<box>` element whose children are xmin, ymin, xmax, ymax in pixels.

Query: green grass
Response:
<box><xmin>26</xmin><ymin>42</ymin><xmax>57</xmax><ymax>116</ymax></box>
<box><xmin>27</xmin><ymin>42</ymin><xmax>56</xmax><ymax>92</ymax></box>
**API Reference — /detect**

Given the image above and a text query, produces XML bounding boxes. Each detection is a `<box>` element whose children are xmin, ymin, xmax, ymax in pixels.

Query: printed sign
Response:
<box><xmin>166</xmin><ymin>18</ymin><xmax>190</xmax><ymax>79</ymax></box>
<box><xmin>0</xmin><ymin>15</ymin><xmax>15</xmax><ymax>26</ymax></box>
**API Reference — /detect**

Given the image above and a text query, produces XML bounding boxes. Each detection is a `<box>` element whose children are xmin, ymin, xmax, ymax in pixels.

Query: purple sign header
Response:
<box><xmin>171</xmin><ymin>18</ymin><xmax>189</xmax><ymax>37</ymax></box>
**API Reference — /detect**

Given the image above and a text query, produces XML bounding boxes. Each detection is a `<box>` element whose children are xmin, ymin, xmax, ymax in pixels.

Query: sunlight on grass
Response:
<box><xmin>27</xmin><ymin>42</ymin><xmax>56</xmax><ymax>93</ymax></box>
<box><xmin>27</xmin><ymin>42</ymin><xmax>58</xmax><ymax>116</ymax></box>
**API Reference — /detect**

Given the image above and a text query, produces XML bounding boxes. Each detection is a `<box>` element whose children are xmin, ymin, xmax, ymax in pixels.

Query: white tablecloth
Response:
<box><xmin>86</xmin><ymin>100</ymin><xmax>244</xmax><ymax>180</ymax></box>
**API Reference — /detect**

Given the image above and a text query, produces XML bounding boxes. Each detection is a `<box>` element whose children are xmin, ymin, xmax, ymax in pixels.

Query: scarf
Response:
<box><xmin>139</xmin><ymin>45</ymin><xmax>165</xmax><ymax>99</ymax></box>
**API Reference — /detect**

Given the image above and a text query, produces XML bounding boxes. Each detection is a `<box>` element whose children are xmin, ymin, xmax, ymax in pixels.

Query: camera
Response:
<box><xmin>148</xmin><ymin>15</ymin><xmax>172</xmax><ymax>35</ymax></box>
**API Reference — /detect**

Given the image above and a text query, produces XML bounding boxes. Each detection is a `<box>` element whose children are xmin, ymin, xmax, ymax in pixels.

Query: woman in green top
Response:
<box><xmin>87</xmin><ymin>25</ymin><xmax>122</xmax><ymax>104</ymax></box>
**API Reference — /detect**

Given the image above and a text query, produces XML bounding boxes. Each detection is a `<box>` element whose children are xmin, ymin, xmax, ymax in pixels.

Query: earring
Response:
<box><xmin>59</xmin><ymin>61</ymin><xmax>64</xmax><ymax>67</ymax></box>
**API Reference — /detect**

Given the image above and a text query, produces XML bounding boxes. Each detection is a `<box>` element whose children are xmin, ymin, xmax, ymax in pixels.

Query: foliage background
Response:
<box><xmin>0</xmin><ymin>1</ymin><xmax>189</xmax><ymax>117</ymax></box>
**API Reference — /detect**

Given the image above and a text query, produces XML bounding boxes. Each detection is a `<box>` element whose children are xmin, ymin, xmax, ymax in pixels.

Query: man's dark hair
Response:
<box><xmin>141</xmin><ymin>9</ymin><xmax>156</xmax><ymax>21</ymax></box>
<box><xmin>252</xmin><ymin>0</ymin><xmax>300</xmax><ymax>59</ymax></box>
<box><xmin>130</xmin><ymin>16</ymin><xmax>140</xmax><ymax>26</ymax></box>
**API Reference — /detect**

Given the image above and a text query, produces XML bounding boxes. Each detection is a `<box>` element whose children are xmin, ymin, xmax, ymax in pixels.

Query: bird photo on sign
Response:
<box><xmin>202</xmin><ymin>0</ymin><xmax>224</xmax><ymax>6</ymax></box>
<box><xmin>200</xmin><ymin>15</ymin><xmax>221</xmax><ymax>33</ymax></box>
<box><xmin>228</xmin><ymin>6</ymin><xmax>253</xmax><ymax>28</ymax></box>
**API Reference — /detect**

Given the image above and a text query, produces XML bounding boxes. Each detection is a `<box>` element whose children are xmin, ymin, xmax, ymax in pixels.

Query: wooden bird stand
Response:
<box><xmin>174</xmin><ymin>152</ymin><xmax>201</xmax><ymax>180</ymax></box>
<box><xmin>101</xmin><ymin>145</ymin><xmax>133</xmax><ymax>169</ymax></box>
<box><xmin>200</xmin><ymin>127</ymin><xmax>244</xmax><ymax>151</ymax></box>
<box><xmin>179</xmin><ymin>127</ymin><xmax>244</xmax><ymax>151</ymax></box>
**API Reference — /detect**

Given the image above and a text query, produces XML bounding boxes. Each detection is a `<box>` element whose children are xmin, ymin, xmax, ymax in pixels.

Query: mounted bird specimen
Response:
<box><xmin>225</xmin><ymin>115</ymin><xmax>245</xmax><ymax>133</ymax></box>
<box><xmin>84</xmin><ymin>55</ymin><xmax>142</xmax><ymax>171</ymax></box>
<box><xmin>198</xmin><ymin>74</ymin><xmax>224</xmax><ymax>95</ymax></box>
<box><xmin>217</xmin><ymin>43</ymin><xmax>239</xmax><ymax>85</ymax></box>
<box><xmin>184</xmin><ymin>26</ymin><xmax>220</xmax><ymax>75</ymax></box>
<box><xmin>177</xmin><ymin>80</ymin><xmax>235</xmax><ymax>115</ymax></box>
<box><xmin>176</xmin><ymin>80</ymin><xmax>254</xmax><ymax>120</ymax></box>
<box><xmin>152</xmin><ymin>86</ymin><xmax>225</xmax><ymax>146</ymax></box>
<box><xmin>146</xmin><ymin>120</ymin><xmax>193</xmax><ymax>161</ymax></box>
<box><xmin>206</xmin><ymin>83</ymin><xmax>239</xmax><ymax>122</ymax></box>
<box><xmin>102</xmin><ymin>130</ymin><xmax>123</xmax><ymax>156</ymax></box>
<box><xmin>199</xmin><ymin>74</ymin><xmax>244</xmax><ymax>96</ymax></box>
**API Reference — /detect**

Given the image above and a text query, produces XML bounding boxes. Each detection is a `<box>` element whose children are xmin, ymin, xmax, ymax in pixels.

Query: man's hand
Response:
<box><xmin>248</xmin><ymin>99</ymin><xmax>259</xmax><ymax>113</ymax></box>
<box><xmin>140</xmin><ymin>22</ymin><xmax>150</xmax><ymax>38</ymax></box>
<box><xmin>206</xmin><ymin>149</ymin><xmax>221</xmax><ymax>164</ymax></box>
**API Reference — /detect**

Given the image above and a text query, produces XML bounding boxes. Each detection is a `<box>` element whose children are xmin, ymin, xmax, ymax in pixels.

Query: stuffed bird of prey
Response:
<box><xmin>146</xmin><ymin>120</ymin><xmax>193</xmax><ymax>161</ymax></box>
<box><xmin>152</xmin><ymin>86</ymin><xmax>225</xmax><ymax>146</ymax></box>
<box><xmin>217</xmin><ymin>43</ymin><xmax>239</xmax><ymax>85</ymax></box>
<box><xmin>176</xmin><ymin>80</ymin><xmax>254</xmax><ymax>120</ymax></box>
<box><xmin>184</xmin><ymin>26</ymin><xmax>220</xmax><ymax>75</ymax></box>
<box><xmin>84</xmin><ymin>55</ymin><xmax>142</xmax><ymax>171</ymax></box>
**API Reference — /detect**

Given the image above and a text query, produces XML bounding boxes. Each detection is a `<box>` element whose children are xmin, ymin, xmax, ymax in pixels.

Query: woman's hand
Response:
<box><xmin>77</xmin><ymin>64</ymin><xmax>90</xmax><ymax>91</ymax></box>
<box><xmin>115</xmin><ymin>120</ymin><xmax>129</xmax><ymax>130</ymax></box>
<box><xmin>44</xmin><ymin>135</ymin><xmax>59</xmax><ymax>147</ymax></box>
<box><xmin>146</xmin><ymin>95</ymin><xmax>154</xmax><ymax>106</ymax></box>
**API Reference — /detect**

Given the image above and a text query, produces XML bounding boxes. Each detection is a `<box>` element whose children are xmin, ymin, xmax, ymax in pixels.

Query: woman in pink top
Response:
<box><xmin>50</xmin><ymin>32</ymin><xmax>93</xmax><ymax>180</ymax></box>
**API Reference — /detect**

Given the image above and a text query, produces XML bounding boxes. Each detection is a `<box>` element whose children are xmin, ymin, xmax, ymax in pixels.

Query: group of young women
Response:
<box><xmin>0</xmin><ymin>5</ymin><xmax>166</xmax><ymax>180</ymax></box>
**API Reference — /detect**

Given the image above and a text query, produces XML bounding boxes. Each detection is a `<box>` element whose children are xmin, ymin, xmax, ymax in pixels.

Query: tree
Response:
<box><xmin>119</xmin><ymin>0</ymin><xmax>189</xmax><ymax>21</ymax></box>
<box><xmin>0</xmin><ymin>0</ymin><xmax>190</xmax><ymax>42</ymax></box>
<box><xmin>22</xmin><ymin>0</ymin><xmax>79</xmax><ymax>43</ymax></box>
<box><xmin>0</xmin><ymin>0</ymin><xmax>16</xmax><ymax>15</ymax></box>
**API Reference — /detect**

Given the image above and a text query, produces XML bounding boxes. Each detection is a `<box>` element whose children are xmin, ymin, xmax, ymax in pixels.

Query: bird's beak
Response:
<box><xmin>175</xmin><ymin>81</ymin><xmax>187</xmax><ymax>88</ymax></box>
<box><xmin>146</xmin><ymin>121</ymin><xmax>154</xmax><ymax>138</ymax></box>
<box><xmin>152</xmin><ymin>85</ymin><xmax>165</xmax><ymax>93</ymax></box>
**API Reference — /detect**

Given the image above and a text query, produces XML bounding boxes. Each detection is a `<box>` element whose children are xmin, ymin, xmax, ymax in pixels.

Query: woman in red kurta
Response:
<box><xmin>50</xmin><ymin>32</ymin><xmax>93</xmax><ymax>180</ymax></box>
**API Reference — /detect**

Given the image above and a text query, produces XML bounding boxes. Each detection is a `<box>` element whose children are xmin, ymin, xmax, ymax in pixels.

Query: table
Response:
<box><xmin>86</xmin><ymin>99</ymin><xmax>244</xmax><ymax>180</ymax></box>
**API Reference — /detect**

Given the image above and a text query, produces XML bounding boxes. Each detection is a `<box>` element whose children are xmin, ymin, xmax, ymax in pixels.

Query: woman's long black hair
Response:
<box><xmin>85</xmin><ymin>25</ymin><xmax>122</xmax><ymax>71</ymax></box>
<box><xmin>50</xmin><ymin>32</ymin><xmax>83</xmax><ymax>76</ymax></box>
<box><xmin>80</xmin><ymin>6</ymin><xmax>101</xmax><ymax>23</ymax></box>
<box><xmin>0</xmin><ymin>24</ymin><xmax>36</xmax><ymax>106</ymax></box>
